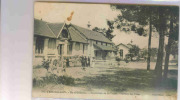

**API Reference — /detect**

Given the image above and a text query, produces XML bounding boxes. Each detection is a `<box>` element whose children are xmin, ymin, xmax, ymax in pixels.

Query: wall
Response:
<box><xmin>33</xmin><ymin>37</ymin><xmax>59</xmax><ymax>66</ymax></box>
<box><xmin>117</xmin><ymin>45</ymin><xmax>129</xmax><ymax>59</ymax></box>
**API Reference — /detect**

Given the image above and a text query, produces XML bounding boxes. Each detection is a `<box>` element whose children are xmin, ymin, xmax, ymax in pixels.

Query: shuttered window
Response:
<box><xmin>35</xmin><ymin>37</ymin><xmax>44</xmax><ymax>54</ymax></box>
<box><xmin>75</xmin><ymin>42</ymin><xmax>80</xmax><ymax>51</ymax></box>
<box><xmin>48</xmin><ymin>38</ymin><xmax>56</xmax><ymax>49</ymax></box>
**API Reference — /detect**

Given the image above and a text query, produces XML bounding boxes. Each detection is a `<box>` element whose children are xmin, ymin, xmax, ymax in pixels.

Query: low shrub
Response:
<box><xmin>42</xmin><ymin>59</ymin><xmax>51</xmax><ymax>71</ymax></box>
<box><xmin>57</xmin><ymin>75</ymin><xmax>75</xmax><ymax>85</ymax></box>
<box><xmin>33</xmin><ymin>74</ymin><xmax>75</xmax><ymax>87</ymax></box>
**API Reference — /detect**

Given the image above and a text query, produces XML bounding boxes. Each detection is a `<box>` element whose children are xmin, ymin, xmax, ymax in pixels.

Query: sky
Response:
<box><xmin>34</xmin><ymin>2</ymin><xmax>167</xmax><ymax>49</ymax></box>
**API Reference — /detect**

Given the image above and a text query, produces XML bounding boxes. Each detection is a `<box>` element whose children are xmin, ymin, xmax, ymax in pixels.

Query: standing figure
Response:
<box><xmin>81</xmin><ymin>56</ymin><xmax>86</xmax><ymax>71</ymax></box>
<box><xmin>91</xmin><ymin>57</ymin><xmax>95</xmax><ymax>68</ymax></box>
<box><xmin>85</xmin><ymin>56</ymin><xmax>87</xmax><ymax>67</ymax></box>
<box><xmin>88</xmin><ymin>57</ymin><xmax>90</xmax><ymax>67</ymax></box>
<box><xmin>81</xmin><ymin>56</ymin><xmax>85</xmax><ymax>67</ymax></box>
<box><xmin>66</xmin><ymin>58</ymin><xmax>70</xmax><ymax>67</ymax></box>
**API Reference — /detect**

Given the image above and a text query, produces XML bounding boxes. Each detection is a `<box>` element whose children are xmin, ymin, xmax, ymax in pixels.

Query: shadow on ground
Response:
<box><xmin>73</xmin><ymin>68</ymin><xmax>177</xmax><ymax>93</ymax></box>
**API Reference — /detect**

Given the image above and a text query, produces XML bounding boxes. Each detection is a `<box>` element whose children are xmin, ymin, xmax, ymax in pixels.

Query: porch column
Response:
<box><xmin>64</xmin><ymin>40</ymin><xmax>68</xmax><ymax>56</ymax></box>
<box><xmin>44</xmin><ymin>38</ymin><xmax>49</xmax><ymax>59</ymax></box>
<box><xmin>72</xmin><ymin>42</ymin><xmax>76</xmax><ymax>56</ymax></box>
<box><xmin>55</xmin><ymin>39</ymin><xmax>59</xmax><ymax>59</ymax></box>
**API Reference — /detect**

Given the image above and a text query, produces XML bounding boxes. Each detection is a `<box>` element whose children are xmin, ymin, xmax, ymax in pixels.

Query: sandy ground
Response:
<box><xmin>32</xmin><ymin>61</ymin><xmax>178</xmax><ymax>98</ymax></box>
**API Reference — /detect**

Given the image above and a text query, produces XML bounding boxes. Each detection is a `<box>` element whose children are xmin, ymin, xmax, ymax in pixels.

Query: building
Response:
<box><xmin>116</xmin><ymin>43</ymin><xmax>133</xmax><ymax>59</ymax></box>
<box><xmin>33</xmin><ymin>19</ymin><xmax>116</xmax><ymax>66</ymax></box>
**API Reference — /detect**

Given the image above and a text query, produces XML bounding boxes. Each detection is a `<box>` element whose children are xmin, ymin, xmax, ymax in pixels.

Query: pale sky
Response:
<box><xmin>34</xmin><ymin>2</ymin><xmax>167</xmax><ymax>49</ymax></box>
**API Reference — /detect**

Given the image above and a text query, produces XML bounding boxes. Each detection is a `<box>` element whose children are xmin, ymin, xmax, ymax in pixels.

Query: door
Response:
<box><xmin>58</xmin><ymin>44</ymin><xmax>64</xmax><ymax>55</ymax></box>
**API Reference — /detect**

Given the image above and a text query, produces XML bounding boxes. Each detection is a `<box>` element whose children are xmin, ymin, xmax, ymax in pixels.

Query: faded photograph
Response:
<box><xmin>32</xmin><ymin>2</ymin><xmax>179</xmax><ymax>99</ymax></box>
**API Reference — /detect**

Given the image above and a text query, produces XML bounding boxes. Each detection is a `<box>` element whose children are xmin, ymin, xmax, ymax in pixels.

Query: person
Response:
<box><xmin>91</xmin><ymin>57</ymin><xmax>95</xmax><ymax>68</ymax></box>
<box><xmin>88</xmin><ymin>57</ymin><xmax>90</xmax><ymax>67</ymax></box>
<box><xmin>81</xmin><ymin>56</ymin><xmax>84</xmax><ymax>67</ymax></box>
<box><xmin>66</xmin><ymin>58</ymin><xmax>70</xmax><ymax>67</ymax></box>
<box><xmin>81</xmin><ymin>56</ymin><xmax>86</xmax><ymax>71</ymax></box>
<box><xmin>85</xmin><ymin>56</ymin><xmax>87</xmax><ymax>67</ymax></box>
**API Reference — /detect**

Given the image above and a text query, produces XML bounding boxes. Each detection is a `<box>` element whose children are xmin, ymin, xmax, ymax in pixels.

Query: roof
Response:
<box><xmin>47</xmin><ymin>23</ymin><xmax>64</xmax><ymax>37</ymax></box>
<box><xmin>34</xmin><ymin>19</ymin><xmax>113</xmax><ymax>44</ymax></box>
<box><xmin>68</xmin><ymin>26</ymin><xmax>87</xmax><ymax>43</ymax></box>
<box><xmin>72</xmin><ymin>24</ymin><xmax>113</xmax><ymax>44</ymax></box>
<box><xmin>94</xmin><ymin>44</ymin><xmax>115</xmax><ymax>51</ymax></box>
<box><xmin>34</xmin><ymin>19</ymin><xmax>56</xmax><ymax>38</ymax></box>
<box><xmin>126</xmin><ymin>43</ymin><xmax>133</xmax><ymax>48</ymax></box>
<box><xmin>117</xmin><ymin>43</ymin><xmax>132</xmax><ymax>49</ymax></box>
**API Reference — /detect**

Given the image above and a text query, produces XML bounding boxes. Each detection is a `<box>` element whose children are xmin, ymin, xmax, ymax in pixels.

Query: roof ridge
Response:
<box><xmin>46</xmin><ymin>23</ymin><xmax>57</xmax><ymax>38</ymax></box>
<box><xmin>117</xmin><ymin>43</ymin><xmax>130</xmax><ymax>49</ymax></box>
<box><xmin>57</xmin><ymin>22</ymin><xmax>66</xmax><ymax>38</ymax></box>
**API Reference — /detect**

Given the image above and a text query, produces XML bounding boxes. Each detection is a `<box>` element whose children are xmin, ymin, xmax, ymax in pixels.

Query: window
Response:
<box><xmin>67</xmin><ymin>43</ymin><xmax>72</xmax><ymax>55</ymax></box>
<box><xmin>75</xmin><ymin>42</ymin><xmax>80</xmax><ymax>51</ymax></box>
<box><xmin>83</xmin><ymin>44</ymin><xmax>85</xmax><ymax>54</ymax></box>
<box><xmin>61</xmin><ymin>29</ymin><xmax>68</xmax><ymax>38</ymax></box>
<box><xmin>48</xmin><ymin>38</ymin><xmax>56</xmax><ymax>49</ymax></box>
<box><xmin>96</xmin><ymin>41</ymin><xmax>97</xmax><ymax>44</ymax></box>
<box><xmin>120</xmin><ymin>49</ymin><xmax>123</xmax><ymax>57</ymax></box>
<box><xmin>101</xmin><ymin>42</ymin><xmax>103</xmax><ymax>45</ymax></box>
<box><xmin>35</xmin><ymin>37</ymin><xmax>44</xmax><ymax>54</ymax></box>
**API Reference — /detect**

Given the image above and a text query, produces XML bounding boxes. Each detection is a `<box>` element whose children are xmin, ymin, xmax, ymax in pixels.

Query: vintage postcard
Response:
<box><xmin>32</xmin><ymin>2</ymin><xmax>179</xmax><ymax>99</ymax></box>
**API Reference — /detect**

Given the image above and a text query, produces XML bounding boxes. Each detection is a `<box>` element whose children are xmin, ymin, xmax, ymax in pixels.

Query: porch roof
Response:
<box><xmin>93</xmin><ymin>44</ymin><xmax>115</xmax><ymax>51</ymax></box>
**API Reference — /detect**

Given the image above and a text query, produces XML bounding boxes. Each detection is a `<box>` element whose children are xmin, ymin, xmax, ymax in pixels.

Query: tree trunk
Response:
<box><xmin>163</xmin><ymin>14</ymin><xmax>174</xmax><ymax>80</ymax></box>
<box><xmin>155</xmin><ymin>7</ymin><xmax>165</xmax><ymax>82</ymax></box>
<box><xmin>147</xmin><ymin>14</ymin><xmax>152</xmax><ymax>70</ymax></box>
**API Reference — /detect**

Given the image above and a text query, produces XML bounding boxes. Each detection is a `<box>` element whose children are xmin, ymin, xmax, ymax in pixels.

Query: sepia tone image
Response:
<box><xmin>32</xmin><ymin>2</ymin><xmax>179</xmax><ymax>99</ymax></box>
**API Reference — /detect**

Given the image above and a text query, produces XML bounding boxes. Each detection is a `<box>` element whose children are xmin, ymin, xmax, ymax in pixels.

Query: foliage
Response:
<box><xmin>129</xmin><ymin>45</ymin><xmax>140</xmax><ymax>57</ymax></box>
<box><xmin>33</xmin><ymin>74</ymin><xmax>75</xmax><ymax>87</ymax></box>
<box><xmin>42</xmin><ymin>59</ymin><xmax>51</xmax><ymax>71</ymax></box>
<box><xmin>92</xmin><ymin>20</ymin><xmax>115</xmax><ymax>40</ymax></box>
<box><xmin>139</xmin><ymin>48</ymin><xmax>148</xmax><ymax>58</ymax></box>
<box><xmin>115</xmin><ymin>57</ymin><xmax>121</xmax><ymax>61</ymax></box>
<box><xmin>111</xmin><ymin>5</ymin><xmax>159</xmax><ymax>35</ymax></box>
<box><xmin>165</xmin><ymin>41</ymin><xmax>178</xmax><ymax>57</ymax></box>
<box><xmin>150</xmin><ymin>48</ymin><xmax>158</xmax><ymax>57</ymax></box>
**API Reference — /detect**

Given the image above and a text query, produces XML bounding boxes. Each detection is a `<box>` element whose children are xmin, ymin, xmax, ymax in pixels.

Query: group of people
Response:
<box><xmin>81</xmin><ymin>56</ymin><xmax>91</xmax><ymax>68</ymax></box>
<box><xmin>61</xmin><ymin>56</ymin><xmax>95</xmax><ymax>68</ymax></box>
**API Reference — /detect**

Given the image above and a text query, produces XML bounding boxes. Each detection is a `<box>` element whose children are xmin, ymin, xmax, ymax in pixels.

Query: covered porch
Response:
<box><xmin>93</xmin><ymin>44</ymin><xmax>115</xmax><ymax>60</ymax></box>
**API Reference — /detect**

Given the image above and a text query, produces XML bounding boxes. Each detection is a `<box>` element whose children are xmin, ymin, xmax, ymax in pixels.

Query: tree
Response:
<box><xmin>111</xmin><ymin>5</ymin><xmax>179</xmax><ymax>81</ymax></box>
<box><xmin>111</xmin><ymin>5</ymin><xmax>159</xmax><ymax>70</ymax></box>
<box><xmin>92</xmin><ymin>20</ymin><xmax>115</xmax><ymax>40</ymax></box>
<box><xmin>128</xmin><ymin>45</ymin><xmax>140</xmax><ymax>61</ymax></box>
<box><xmin>150</xmin><ymin>48</ymin><xmax>158</xmax><ymax>58</ymax></box>
<box><xmin>163</xmin><ymin>6</ymin><xmax>179</xmax><ymax>80</ymax></box>
<box><xmin>153</xmin><ymin>7</ymin><xmax>167</xmax><ymax>82</ymax></box>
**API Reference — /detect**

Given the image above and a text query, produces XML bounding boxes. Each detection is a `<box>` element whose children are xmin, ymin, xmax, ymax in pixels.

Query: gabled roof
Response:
<box><xmin>68</xmin><ymin>26</ymin><xmax>87</xmax><ymax>43</ymax></box>
<box><xmin>117</xmin><ymin>43</ymin><xmax>132</xmax><ymax>49</ymax></box>
<box><xmin>126</xmin><ymin>43</ymin><xmax>133</xmax><ymax>48</ymax></box>
<box><xmin>34</xmin><ymin>19</ymin><xmax>56</xmax><ymax>38</ymax></box>
<box><xmin>47</xmin><ymin>23</ymin><xmax>64</xmax><ymax>37</ymax></box>
<box><xmin>34</xmin><ymin>19</ymin><xmax>113</xmax><ymax>44</ymax></box>
<box><xmin>72</xmin><ymin>24</ymin><xmax>113</xmax><ymax>44</ymax></box>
